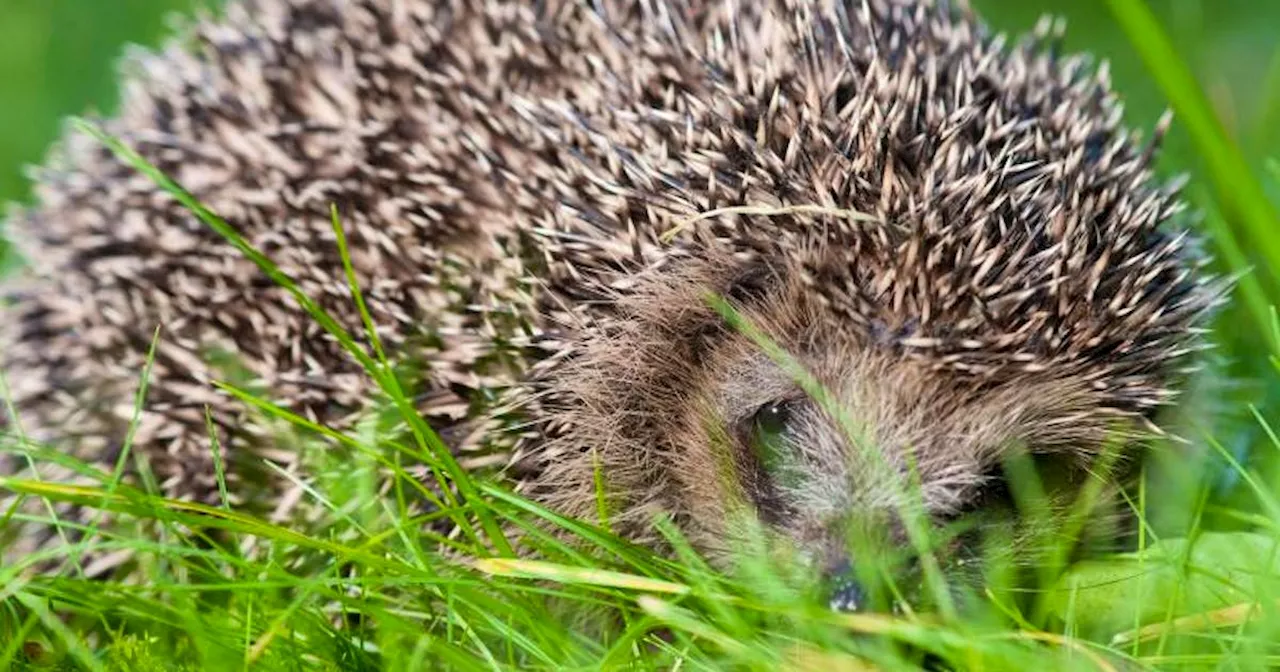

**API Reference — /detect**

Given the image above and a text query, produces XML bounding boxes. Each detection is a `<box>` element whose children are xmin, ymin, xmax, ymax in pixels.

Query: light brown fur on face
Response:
<box><xmin>522</xmin><ymin>252</ymin><xmax>1136</xmax><ymax>573</ymax></box>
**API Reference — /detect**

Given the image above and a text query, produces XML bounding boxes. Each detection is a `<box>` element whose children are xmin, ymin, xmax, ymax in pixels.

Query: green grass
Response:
<box><xmin>2</xmin><ymin>0</ymin><xmax>1280</xmax><ymax>670</ymax></box>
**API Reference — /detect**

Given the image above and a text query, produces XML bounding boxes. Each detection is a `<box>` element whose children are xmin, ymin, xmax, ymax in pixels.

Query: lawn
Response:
<box><xmin>2</xmin><ymin>0</ymin><xmax>1280</xmax><ymax>669</ymax></box>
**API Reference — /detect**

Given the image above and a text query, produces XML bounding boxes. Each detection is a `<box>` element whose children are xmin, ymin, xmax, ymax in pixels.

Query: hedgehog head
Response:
<box><xmin>526</xmin><ymin>231</ymin><xmax>1165</xmax><ymax>601</ymax></box>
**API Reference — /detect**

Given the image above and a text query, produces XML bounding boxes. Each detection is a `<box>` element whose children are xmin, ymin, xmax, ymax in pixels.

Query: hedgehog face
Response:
<box><xmin>699</xmin><ymin>345</ymin><xmax>933</xmax><ymax>608</ymax></box>
<box><xmin>703</xmin><ymin>346</ymin><xmax>962</xmax><ymax>562</ymax></box>
<box><xmin>672</xmin><ymin>304</ymin><xmax>1105</xmax><ymax>605</ymax></box>
<box><xmin>533</xmin><ymin>252</ymin><xmax>1130</xmax><ymax>611</ymax></box>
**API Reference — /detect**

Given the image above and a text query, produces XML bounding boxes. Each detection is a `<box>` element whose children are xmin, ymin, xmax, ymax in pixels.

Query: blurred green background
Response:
<box><xmin>0</xmin><ymin>0</ymin><xmax>216</xmax><ymax>208</ymax></box>
<box><xmin>0</xmin><ymin>0</ymin><xmax>1278</xmax><ymax>518</ymax></box>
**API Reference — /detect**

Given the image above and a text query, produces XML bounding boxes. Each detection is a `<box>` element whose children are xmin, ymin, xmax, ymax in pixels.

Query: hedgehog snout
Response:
<box><xmin>822</xmin><ymin>558</ymin><xmax>866</xmax><ymax>613</ymax></box>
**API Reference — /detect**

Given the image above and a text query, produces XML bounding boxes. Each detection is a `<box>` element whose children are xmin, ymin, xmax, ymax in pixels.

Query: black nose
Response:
<box><xmin>824</xmin><ymin>559</ymin><xmax>865</xmax><ymax>613</ymax></box>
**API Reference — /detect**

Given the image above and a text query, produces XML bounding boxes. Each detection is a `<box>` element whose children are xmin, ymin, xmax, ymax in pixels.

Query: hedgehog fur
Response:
<box><xmin>1</xmin><ymin>0</ymin><xmax>1222</xmax><ymax>589</ymax></box>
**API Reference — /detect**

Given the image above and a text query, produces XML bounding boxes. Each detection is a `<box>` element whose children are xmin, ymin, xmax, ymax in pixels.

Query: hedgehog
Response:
<box><xmin>0</xmin><ymin>0</ymin><xmax>1221</xmax><ymax>609</ymax></box>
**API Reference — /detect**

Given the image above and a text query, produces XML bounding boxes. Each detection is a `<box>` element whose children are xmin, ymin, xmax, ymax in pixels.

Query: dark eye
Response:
<box><xmin>748</xmin><ymin>401</ymin><xmax>797</xmax><ymax>472</ymax></box>
<box><xmin>753</xmin><ymin>402</ymin><xmax>793</xmax><ymax>437</ymax></box>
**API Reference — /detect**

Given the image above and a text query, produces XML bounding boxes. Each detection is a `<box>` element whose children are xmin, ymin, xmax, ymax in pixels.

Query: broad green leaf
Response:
<box><xmin>1049</xmin><ymin>532</ymin><xmax>1280</xmax><ymax>639</ymax></box>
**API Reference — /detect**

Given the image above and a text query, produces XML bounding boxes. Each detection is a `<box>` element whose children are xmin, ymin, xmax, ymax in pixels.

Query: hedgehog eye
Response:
<box><xmin>748</xmin><ymin>400</ymin><xmax>797</xmax><ymax>471</ymax></box>
<box><xmin>753</xmin><ymin>402</ymin><xmax>793</xmax><ymax>437</ymax></box>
